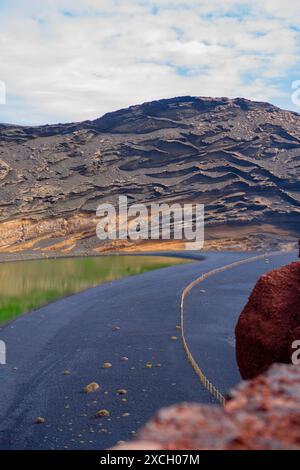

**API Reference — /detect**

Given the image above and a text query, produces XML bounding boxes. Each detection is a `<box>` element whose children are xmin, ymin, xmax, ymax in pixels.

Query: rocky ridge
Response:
<box><xmin>0</xmin><ymin>96</ymin><xmax>299</xmax><ymax>254</ymax></box>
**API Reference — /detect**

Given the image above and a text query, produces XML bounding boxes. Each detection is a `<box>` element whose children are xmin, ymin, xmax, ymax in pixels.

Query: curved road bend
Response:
<box><xmin>183</xmin><ymin>251</ymin><xmax>297</xmax><ymax>397</ymax></box>
<box><xmin>0</xmin><ymin>251</ymin><xmax>296</xmax><ymax>449</ymax></box>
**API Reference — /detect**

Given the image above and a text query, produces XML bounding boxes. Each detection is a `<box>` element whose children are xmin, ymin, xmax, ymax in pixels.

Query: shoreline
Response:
<box><xmin>0</xmin><ymin>245</ymin><xmax>295</xmax><ymax>265</ymax></box>
<box><xmin>0</xmin><ymin>250</ymin><xmax>206</xmax><ymax>265</ymax></box>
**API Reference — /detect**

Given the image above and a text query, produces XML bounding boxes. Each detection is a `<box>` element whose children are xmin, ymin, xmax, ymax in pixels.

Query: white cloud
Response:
<box><xmin>0</xmin><ymin>0</ymin><xmax>299</xmax><ymax>124</ymax></box>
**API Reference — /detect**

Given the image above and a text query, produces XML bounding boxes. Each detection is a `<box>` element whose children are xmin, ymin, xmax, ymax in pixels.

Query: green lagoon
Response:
<box><xmin>0</xmin><ymin>255</ymin><xmax>186</xmax><ymax>324</ymax></box>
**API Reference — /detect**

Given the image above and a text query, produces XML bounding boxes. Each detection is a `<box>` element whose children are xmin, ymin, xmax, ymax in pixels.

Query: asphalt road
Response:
<box><xmin>183</xmin><ymin>251</ymin><xmax>297</xmax><ymax>395</ymax></box>
<box><xmin>0</xmin><ymin>251</ymin><xmax>297</xmax><ymax>450</ymax></box>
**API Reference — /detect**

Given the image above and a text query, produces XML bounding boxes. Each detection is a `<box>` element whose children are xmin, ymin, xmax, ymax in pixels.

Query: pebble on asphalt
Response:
<box><xmin>102</xmin><ymin>362</ymin><xmax>112</xmax><ymax>369</ymax></box>
<box><xmin>35</xmin><ymin>417</ymin><xmax>46</xmax><ymax>424</ymax></box>
<box><xmin>117</xmin><ymin>389</ymin><xmax>127</xmax><ymax>395</ymax></box>
<box><xmin>96</xmin><ymin>409</ymin><xmax>110</xmax><ymax>418</ymax></box>
<box><xmin>84</xmin><ymin>382</ymin><xmax>100</xmax><ymax>393</ymax></box>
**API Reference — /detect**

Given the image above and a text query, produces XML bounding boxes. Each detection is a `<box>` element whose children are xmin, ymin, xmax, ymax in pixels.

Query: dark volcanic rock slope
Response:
<box><xmin>0</xmin><ymin>97</ymin><xmax>299</xmax><ymax>253</ymax></box>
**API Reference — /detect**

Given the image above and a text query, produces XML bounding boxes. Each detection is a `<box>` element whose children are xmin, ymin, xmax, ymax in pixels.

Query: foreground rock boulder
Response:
<box><xmin>235</xmin><ymin>261</ymin><xmax>300</xmax><ymax>379</ymax></box>
<box><xmin>114</xmin><ymin>364</ymin><xmax>300</xmax><ymax>450</ymax></box>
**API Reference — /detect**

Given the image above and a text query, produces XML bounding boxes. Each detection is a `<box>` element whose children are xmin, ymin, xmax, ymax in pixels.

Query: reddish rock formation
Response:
<box><xmin>235</xmin><ymin>261</ymin><xmax>300</xmax><ymax>380</ymax></box>
<box><xmin>114</xmin><ymin>364</ymin><xmax>300</xmax><ymax>450</ymax></box>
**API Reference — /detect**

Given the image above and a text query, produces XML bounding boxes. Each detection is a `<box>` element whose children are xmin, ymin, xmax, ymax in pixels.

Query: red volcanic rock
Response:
<box><xmin>114</xmin><ymin>364</ymin><xmax>300</xmax><ymax>450</ymax></box>
<box><xmin>235</xmin><ymin>261</ymin><xmax>300</xmax><ymax>380</ymax></box>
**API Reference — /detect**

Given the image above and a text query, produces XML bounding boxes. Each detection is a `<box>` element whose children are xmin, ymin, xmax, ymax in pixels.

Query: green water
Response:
<box><xmin>0</xmin><ymin>255</ymin><xmax>186</xmax><ymax>324</ymax></box>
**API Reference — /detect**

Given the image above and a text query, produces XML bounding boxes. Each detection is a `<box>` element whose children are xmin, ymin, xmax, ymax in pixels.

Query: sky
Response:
<box><xmin>0</xmin><ymin>0</ymin><xmax>300</xmax><ymax>125</ymax></box>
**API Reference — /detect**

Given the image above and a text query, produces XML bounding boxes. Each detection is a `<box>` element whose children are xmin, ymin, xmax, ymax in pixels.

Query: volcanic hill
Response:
<box><xmin>0</xmin><ymin>96</ymin><xmax>299</xmax><ymax>256</ymax></box>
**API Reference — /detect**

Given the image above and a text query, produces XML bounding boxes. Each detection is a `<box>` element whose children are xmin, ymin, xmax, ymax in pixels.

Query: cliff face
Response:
<box><xmin>114</xmin><ymin>364</ymin><xmax>300</xmax><ymax>450</ymax></box>
<box><xmin>0</xmin><ymin>96</ymin><xmax>300</xmax><ymax>254</ymax></box>
<box><xmin>235</xmin><ymin>261</ymin><xmax>300</xmax><ymax>379</ymax></box>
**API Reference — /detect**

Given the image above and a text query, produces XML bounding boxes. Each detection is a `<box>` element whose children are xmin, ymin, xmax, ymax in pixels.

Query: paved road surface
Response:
<box><xmin>0</xmin><ymin>251</ymin><xmax>296</xmax><ymax>449</ymax></box>
<box><xmin>183</xmin><ymin>251</ymin><xmax>297</xmax><ymax>395</ymax></box>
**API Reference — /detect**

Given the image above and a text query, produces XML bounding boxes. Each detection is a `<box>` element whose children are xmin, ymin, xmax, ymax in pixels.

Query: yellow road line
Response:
<box><xmin>180</xmin><ymin>252</ymin><xmax>280</xmax><ymax>406</ymax></box>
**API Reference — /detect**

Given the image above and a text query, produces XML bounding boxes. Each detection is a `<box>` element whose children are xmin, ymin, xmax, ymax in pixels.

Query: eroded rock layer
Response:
<box><xmin>0</xmin><ymin>96</ymin><xmax>299</xmax><ymax>253</ymax></box>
